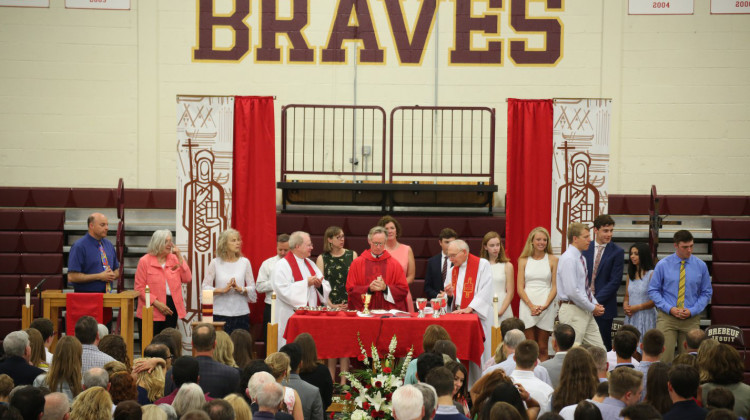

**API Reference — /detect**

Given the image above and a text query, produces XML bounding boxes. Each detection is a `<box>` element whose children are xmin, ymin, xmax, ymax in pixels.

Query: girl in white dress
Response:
<box><xmin>517</xmin><ymin>227</ymin><xmax>558</xmax><ymax>361</ymax></box>
<box><xmin>480</xmin><ymin>231</ymin><xmax>515</xmax><ymax>324</ymax></box>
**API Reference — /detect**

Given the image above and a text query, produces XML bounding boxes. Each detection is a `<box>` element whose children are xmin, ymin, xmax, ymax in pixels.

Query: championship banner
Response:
<box><xmin>176</xmin><ymin>95</ymin><xmax>235</xmax><ymax>350</ymax></box>
<box><xmin>551</xmin><ymin>99</ymin><xmax>612</xmax><ymax>253</ymax></box>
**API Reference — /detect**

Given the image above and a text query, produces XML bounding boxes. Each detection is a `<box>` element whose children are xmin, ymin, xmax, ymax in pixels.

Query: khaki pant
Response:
<box><xmin>657</xmin><ymin>310</ymin><xmax>701</xmax><ymax>363</ymax></box>
<box><xmin>558</xmin><ymin>303</ymin><xmax>606</xmax><ymax>349</ymax></box>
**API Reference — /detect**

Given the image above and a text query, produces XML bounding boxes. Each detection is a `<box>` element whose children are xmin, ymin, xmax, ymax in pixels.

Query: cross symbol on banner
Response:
<box><xmin>464</xmin><ymin>279</ymin><xmax>474</xmax><ymax>298</ymax></box>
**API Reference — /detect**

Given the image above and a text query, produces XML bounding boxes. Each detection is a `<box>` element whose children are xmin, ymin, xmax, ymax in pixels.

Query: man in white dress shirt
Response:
<box><xmin>556</xmin><ymin>222</ymin><xmax>606</xmax><ymax>349</ymax></box>
<box><xmin>510</xmin><ymin>340</ymin><xmax>554</xmax><ymax>416</ymax></box>
<box><xmin>441</xmin><ymin>240</ymin><xmax>494</xmax><ymax>379</ymax></box>
<box><xmin>272</xmin><ymin>231</ymin><xmax>330</xmax><ymax>347</ymax></box>
<box><xmin>256</xmin><ymin>234</ymin><xmax>290</xmax><ymax>341</ymax></box>
<box><xmin>482</xmin><ymin>329</ymin><xmax>552</xmax><ymax>385</ymax></box>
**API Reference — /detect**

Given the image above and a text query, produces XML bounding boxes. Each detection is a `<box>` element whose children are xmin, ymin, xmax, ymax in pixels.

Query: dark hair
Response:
<box><xmin>29</xmin><ymin>318</ymin><xmax>54</xmax><ymax>341</ymax></box>
<box><xmin>553</xmin><ymin>347</ymin><xmax>598</xmax><ymax>412</ymax></box>
<box><xmin>705</xmin><ymin>386</ymin><xmax>735</xmax><ymax>410</ymax></box>
<box><xmin>74</xmin><ymin>315</ymin><xmax>98</xmax><ymax>345</ymax></box>
<box><xmin>157</xmin><ymin>328</ymin><xmax>183</xmax><ymax>358</ymax></box>
<box><xmin>202</xmin><ymin>399</ymin><xmax>234</xmax><ymax>420</ymax></box>
<box><xmin>230</xmin><ymin>329</ymin><xmax>255</xmax><ymax>370</ymax></box>
<box><xmin>109</xmin><ymin>372</ymin><xmax>138</xmax><ymax>404</ymax></box>
<box><xmin>613</xmin><ymin>330</ymin><xmax>638</xmax><ymax>360</ymax></box>
<box><xmin>294</xmin><ymin>333</ymin><xmax>321</xmax><ymax>374</ymax></box>
<box><xmin>705</xmin><ymin>409</ymin><xmax>738</xmax><ymax>420</ymax></box>
<box><xmin>425</xmin><ymin>367</ymin><xmax>454</xmax><ymax>397</ymax></box>
<box><xmin>539</xmin><ymin>414</ymin><xmax>564</xmax><ymax>420</ymax></box>
<box><xmin>445</xmin><ymin>361</ymin><xmax>468</xmax><ymax>401</ymax></box>
<box><xmin>173</xmin><ymin>356</ymin><xmax>200</xmax><ymax>387</ymax></box>
<box><xmin>619</xmin><ymin>403</ymin><xmax>662</xmax><ymax>420</ymax></box>
<box><xmin>669</xmin><ymin>364</ymin><xmax>700</xmax><ymax>399</ymax></box>
<box><xmin>150</xmin><ymin>334</ymin><xmax>178</xmax><ymax>361</ymax></box>
<box><xmin>553</xmin><ymin>324</ymin><xmax>576</xmax><ymax>351</ymax></box>
<box><xmin>685</xmin><ymin>329</ymin><xmax>707</xmax><ymax>351</ymax></box>
<box><xmin>279</xmin><ymin>343</ymin><xmax>302</xmax><ymax>373</ymax></box>
<box><xmin>10</xmin><ymin>387</ymin><xmax>45</xmax><ymax>420</ymax></box>
<box><xmin>674</xmin><ymin>230</ymin><xmax>693</xmax><ymax>244</ymax></box>
<box><xmin>644</xmin><ymin>362</ymin><xmax>672</xmax><ymax>414</ymax></box>
<box><xmin>514</xmin><ymin>340</ymin><xmax>538</xmax><ymax>369</ymax></box>
<box><xmin>593</xmin><ymin>215</ymin><xmax>615</xmax><ymax>229</ymax></box>
<box><xmin>192</xmin><ymin>324</ymin><xmax>216</xmax><ymax>352</ymax></box>
<box><xmin>628</xmin><ymin>243</ymin><xmax>655</xmax><ymax>280</ymax></box>
<box><xmin>641</xmin><ymin>329</ymin><xmax>664</xmax><ymax>358</ymax></box>
<box><xmin>619</xmin><ymin>324</ymin><xmax>642</xmax><ymax>341</ymax></box>
<box><xmin>277</xmin><ymin>234</ymin><xmax>290</xmax><ymax>243</ymax></box>
<box><xmin>0</xmin><ymin>405</ymin><xmax>22</xmax><ymax>420</ymax></box>
<box><xmin>439</xmin><ymin>228</ymin><xmax>458</xmax><ymax>241</ymax></box>
<box><xmin>595</xmin><ymin>381</ymin><xmax>609</xmax><ymax>397</ymax></box>
<box><xmin>416</xmin><ymin>352</ymin><xmax>444</xmax><ymax>382</ymax></box>
<box><xmin>574</xmin><ymin>401</ymin><xmax>602</xmax><ymax>420</ymax></box>
<box><xmin>0</xmin><ymin>375</ymin><xmax>13</xmax><ymax>398</ymax></box>
<box><xmin>99</xmin><ymin>334</ymin><xmax>131</xmax><ymax>369</ymax></box>
<box><xmin>144</xmin><ymin>343</ymin><xmax>169</xmax><ymax>360</ymax></box>
<box><xmin>114</xmin><ymin>400</ymin><xmax>143</xmax><ymax>420</ymax></box>
<box><xmin>239</xmin><ymin>361</ymin><xmax>272</xmax><ymax>401</ymax></box>
<box><xmin>479</xmin><ymin>382</ymin><xmax>528</xmax><ymax>420</ymax></box>
<box><xmin>377</xmin><ymin>215</ymin><xmax>402</xmax><ymax>238</ymax></box>
<box><xmin>704</xmin><ymin>344</ymin><xmax>745</xmax><ymax>385</ymax></box>
<box><xmin>432</xmin><ymin>340</ymin><xmax>457</xmax><ymax>361</ymax></box>
<box><xmin>422</xmin><ymin>325</ymin><xmax>451</xmax><ymax>353</ymax></box>
<box><xmin>500</xmin><ymin>318</ymin><xmax>525</xmax><ymax>339</ymax></box>
<box><xmin>322</xmin><ymin>226</ymin><xmax>344</xmax><ymax>253</ymax></box>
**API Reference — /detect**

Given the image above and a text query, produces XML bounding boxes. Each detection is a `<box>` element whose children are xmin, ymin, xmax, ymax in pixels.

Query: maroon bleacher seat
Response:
<box><xmin>426</xmin><ymin>218</ymin><xmax>467</xmax><ymax>237</ymax></box>
<box><xmin>70</xmin><ymin>188</ymin><xmax>115</xmax><ymax>208</ymax></box>
<box><xmin>712</xmin><ymin>306</ymin><xmax>750</xmax><ymax>327</ymax></box>
<box><xmin>712</xmin><ymin>263</ymin><xmax>750</xmax><ymax>284</ymax></box>
<box><xmin>0</xmin><ymin>297</ymin><xmax>41</xmax><ymax>318</ymax></box>
<box><xmin>306</xmin><ymin>216</ymin><xmax>348</xmax><ymax>235</ymax></box>
<box><xmin>14</xmin><ymin>210</ymin><xmax>65</xmax><ymax>231</ymax></box>
<box><xmin>346</xmin><ymin>237</ymin><xmax>369</xmax><ymax>255</ymax></box>
<box><xmin>0</xmin><ymin>188</ymin><xmax>32</xmax><ymax>207</ymax></box>
<box><xmin>0</xmin><ymin>254</ymin><xmax>21</xmax><ymax>273</ymax></box>
<box><xmin>344</xmin><ymin>215</ymin><xmax>380</xmax><ymax>236</ymax></box>
<box><xmin>29</xmin><ymin>188</ymin><xmax>73</xmax><ymax>207</ymax></box>
<box><xmin>276</xmin><ymin>214</ymin><xmax>308</xmax><ymax>235</ymax></box>
<box><xmin>424</xmin><ymin>239</ymin><xmax>441</xmax><ymax>256</ymax></box>
<box><xmin>16</xmin><ymin>254</ymin><xmax>64</xmax><ymax>274</ymax></box>
<box><xmin>396</xmin><ymin>217</ymin><xmax>428</xmax><ymax>237</ymax></box>
<box><xmin>403</xmin><ymin>237</ymin><xmax>430</xmax><ymax>259</ymax></box>
<box><xmin>0</xmin><ymin>233</ymin><xmax>20</xmax><ymax>252</ymax></box>
<box><xmin>0</xmin><ymin>275</ymin><xmax>64</xmax><ymax>295</ymax></box>
<box><xmin>713</xmin><ymin>242</ymin><xmax>750</xmax><ymax>262</ymax></box>
<box><xmin>463</xmin><ymin>217</ymin><xmax>506</xmax><ymax>237</ymax></box>
<box><xmin>607</xmin><ymin>195</ymin><xmax>650</xmax><ymax>215</ymax></box>
<box><xmin>410</xmin><ymin>280</ymin><xmax>426</xmax><ymax>300</ymax></box>
<box><xmin>124</xmin><ymin>189</ymin><xmax>151</xmax><ymax>208</ymax></box>
<box><xmin>150</xmin><ymin>190</ymin><xmax>177</xmax><ymax>209</ymax></box>
<box><xmin>712</xmin><ymin>219</ymin><xmax>750</xmax><ymax>240</ymax></box>
<box><xmin>466</xmin><ymin>238</ymin><xmax>483</xmax><ymax>254</ymax></box>
<box><xmin>707</xmin><ymin>196</ymin><xmax>750</xmax><ymax>216</ymax></box>
<box><xmin>0</xmin><ymin>210</ymin><xmax>23</xmax><ymax>231</ymax></box>
<box><xmin>414</xmin><ymin>259</ymin><xmax>427</xmax><ymax>280</ymax></box>
<box><xmin>0</xmin><ymin>319</ymin><xmax>22</xmax><ymax>341</ymax></box>
<box><xmin>20</xmin><ymin>232</ymin><xmax>63</xmax><ymax>253</ymax></box>
<box><xmin>712</xmin><ymin>284</ymin><xmax>750</xmax><ymax>305</ymax></box>
<box><xmin>660</xmin><ymin>195</ymin><xmax>708</xmax><ymax>215</ymax></box>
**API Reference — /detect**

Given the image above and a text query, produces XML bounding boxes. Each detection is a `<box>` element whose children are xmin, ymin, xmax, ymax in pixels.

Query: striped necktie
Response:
<box><xmin>677</xmin><ymin>260</ymin><xmax>686</xmax><ymax>308</ymax></box>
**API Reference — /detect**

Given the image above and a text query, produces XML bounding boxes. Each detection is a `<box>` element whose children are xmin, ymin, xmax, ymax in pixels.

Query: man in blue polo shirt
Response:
<box><xmin>68</xmin><ymin>212</ymin><xmax>119</xmax><ymax>292</ymax></box>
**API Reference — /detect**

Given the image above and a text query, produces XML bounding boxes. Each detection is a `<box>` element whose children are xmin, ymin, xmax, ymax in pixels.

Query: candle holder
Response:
<box><xmin>361</xmin><ymin>293</ymin><xmax>372</xmax><ymax>315</ymax></box>
<box><xmin>430</xmin><ymin>298</ymin><xmax>441</xmax><ymax>318</ymax></box>
<box><xmin>416</xmin><ymin>298</ymin><xmax>427</xmax><ymax>318</ymax></box>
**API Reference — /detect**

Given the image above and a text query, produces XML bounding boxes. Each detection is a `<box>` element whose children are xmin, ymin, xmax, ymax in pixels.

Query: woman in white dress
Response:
<box><xmin>517</xmin><ymin>227</ymin><xmax>558</xmax><ymax>361</ymax></box>
<box><xmin>480</xmin><ymin>231</ymin><xmax>514</xmax><ymax>324</ymax></box>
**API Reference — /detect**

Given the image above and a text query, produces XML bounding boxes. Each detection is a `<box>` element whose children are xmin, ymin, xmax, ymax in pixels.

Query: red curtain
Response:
<box><xmin>505</xmin><ymin>99</ymin><xmax>553</xmax><ymax>316</ymax></box>
<box><xmin>233</xmin><ymin>96</ymin><xmax>277</xmax><ymax>325</ymax></box>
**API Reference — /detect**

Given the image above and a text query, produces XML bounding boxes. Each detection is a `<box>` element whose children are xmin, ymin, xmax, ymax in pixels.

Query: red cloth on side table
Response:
<box><xmin>65</xmin><ymin>293</ymin><xmax>104</xmax><ymax>335</ymax></box>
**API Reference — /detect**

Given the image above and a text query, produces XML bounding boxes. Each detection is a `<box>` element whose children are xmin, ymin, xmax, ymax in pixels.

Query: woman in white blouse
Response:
<box><xmin>202</xmin><ymin>229</ymin><xmax>257</xmax><ymax>335</ymax></box>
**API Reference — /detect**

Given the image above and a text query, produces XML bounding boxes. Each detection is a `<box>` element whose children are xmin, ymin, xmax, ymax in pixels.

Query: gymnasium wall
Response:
<box><xmin>0</xmin><ymin>0</ymin><xmax>748</xmax><ymax>204</ymax></box>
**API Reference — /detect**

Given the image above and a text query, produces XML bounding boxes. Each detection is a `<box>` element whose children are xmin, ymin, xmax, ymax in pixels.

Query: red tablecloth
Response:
<box><xmin>284</xmin><ymin>312</ymin><xmax>485</xmax><ymax>365</ymax></box>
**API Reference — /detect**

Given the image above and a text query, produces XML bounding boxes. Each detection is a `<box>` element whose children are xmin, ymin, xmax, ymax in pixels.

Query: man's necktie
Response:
<box><xmin>99</xmin><ymin>241</ymin><xmax>111</xmax><ymax>293</ymax></box>
<box><xmin>581</xmin><ymin>256</ymin><xmax>592</xmax><ymax>302</ymax></box>
<box><xmin>591</xmin><ymin>245</ymin><xmax>605</xmax><ymax>293</ymax></box>
<box><xmin>677</xmin><ymin>260</ymin><xmax>686</xmax><ymax>308</ymax></box>
<box><xmin>441</xmin><ymin>256</ymin><xmax>448</xmax><ymax>283</ymax></box>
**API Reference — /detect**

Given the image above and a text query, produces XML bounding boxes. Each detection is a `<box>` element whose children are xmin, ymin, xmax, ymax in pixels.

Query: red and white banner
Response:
<box><xmin>551</xmin><ymin>99</ymin><xmax>612</xmax><ymax>253</ymax></box>
<box><xmin>711</xmin><ymin>0</ymin><xmax>750</xmax><ymax>13</ymax></box>
<box><xmin>176</xmin><ymin>95</ymin><xmax>235</xmax><ymax>350</ymax></box>
<box><xmin>0</xmin><ymin>0</ymin><xmax>48</xmax><ymax>7</ymax></box>
<box><xmin>65</xmin><ymin>0</ymin><xmax>129</xmax><ymax>9</ymax></box>
<box><xmin>629</xmin><ymin>0</ymin><xmax>694</xmax><ymax>14</ymax></box>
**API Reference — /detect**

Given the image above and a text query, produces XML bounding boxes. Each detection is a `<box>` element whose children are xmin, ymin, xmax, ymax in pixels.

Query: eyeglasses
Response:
<box><xmin>371</xmin><ymin>242</ymin><xmax>385</xmax><ymax>247</ymax></box>
<box><xmin>335</xmin><ymin>235</ymin><xmax>345</xmax><ymax>240</ymax></box>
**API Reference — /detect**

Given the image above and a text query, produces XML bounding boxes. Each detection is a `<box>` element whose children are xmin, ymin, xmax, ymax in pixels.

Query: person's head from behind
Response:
<box><xmin>0</xmin><ymin>375</ymin><xmax>14</xmax><ymax>402</ymax></box>
<box><xmin>74</xmin><ymin>316</ymin><xmax>99</xmax><ymax>345</ymax></box>
<box><xmin>608</xmin><ymin>368</ymin><xmax>643</xmax><ymax>406</ymax></box>
<box><xmin>70</xmin><ymin>386</ymin><xmax>113</xmax><ymax>420</ymax></box>
<box><xmin>644</xmin><ymin>362</ymin><xmax>672</xmax><ymax>413</ymax></box>
<box><xmin>594</xmin><ymin>381</ymin><xmax>609</xmax><ymax>402</ymax></box>
<box><xmin>141</xmin><ymin>405</ymin><xmax>167</xmax><ymax>420</ymax></box>
<box><xmin>246</xmin><ymin>371</ymin><xmax>275</xmax><ymax>403</ymax></box>
<box><xmin>488</xmin><ymin>402</ymin><xmax>524</xmax><ymax>420</ymax></box>
<box><xmin>705</xmin><ymin>387</ymin><xmax>735</xmax><ymax>411</ymax></box>
<box><xmin>113</xmin><ymin>400</ymin><xmax>142</xmax><ymax>420</ymax></box>
<box><xmin>42</xmin><ymin>392</ymin><xmax>70</xmax><ymax>420</ymax></box>
<box><xmin>613</xmin><ymin>330</ymin><xmax>638</xmax><ymax>361</ymax></box>
<box><xmin>264</xmin><ymin>352</ymin><xmax>290</xmax><ymax>382</ymax></box>
<box><xmin>292</xmin><ymin>333</ymin><xmax>319</xmax><ymax>373</ymax></box>
<box><xmin>29</xmin><ymin>318</ymin><xmax>54</xmax><ymax>347</ymax></box>
<box><xmin>192</xmin><ymin>324</ymin><xmax>216</xmax><ymax>353</ymax></box>
<box><xmin>667</xmin><ymin>364</ymin><xmax>700</xmax><ymax>401</ymax></box>
<box><xmin>179</xmin><ymin>411</ymin><xmax>210</xmax><ymax>420</ymax></box>
<box><xmin>704</xmin><ymin>344</ymin><xmax>745</xmax><ymax>385</ymax></box>
<box><xmin>172</xmin><ymin>356</ymin><xmax>200</xmax><ymax>388</ymax></box>
<box><xmin>155</xmin><ymin>328</ymin><xmax>182</xmax><ymax>358</ymax></box>
<box><xmin>212</xmin><ymin>331</ymin><xmax>236</xmax><ymax>368</ymax></box>
<box><xmin>500</xmin><ymin>318</ymin><xmax>525</xmax><ymax>339</ymax></box>
<box><xmin>422</xmin><ymin>325</ymin><xmax>451</xmax><ymax>354</ymax></box>
<box><xmin>172</xmin><ymin>383</ymin><xmax>206</xmax><ymax>417</ymax></box>
<box><xmin>552</xmin><ymin>323</ymin><xmax>575</xmax><ymax>352</ymax></box>
<box><xmin>144</xmin><ymin>343</ymin><xmax>169</xmax><ymax>362</ymax></box>
<box><xmin>587</xmin><ymin>345</ymin><xmax>608</xmax><ymax>375</ymax></box>
<box><xmin>705</xmin><ymin>409</ymin><xmax>738</xmax><ymax>420</ymax></box>
<box><xmin>133</xmin><ymin>358</ymin><xmax>165</xmax><ymax>403</ymax></box>
<box><xmin>424</xmin><ymin>366</ymin><xmax>454</xmax><ymax>399</ymax></box>
<box><xmin>98</xmin><ymin>334</ymin><xmax>130</xmax><ymax>367</ymax></box>
<box><xmin>392</xmin><ymin>385</ymin><xmax>424</xmax><ymax>420</ymax></box>
<box><xmin>223</xmin><ymin>394</ymin><xmax>251</xmax><ymax>420</ymax></box>
<box><xmin>514</xmin><ymin>340</ymin><xmax>539</xmax><ymax>370</ymax></box>
<box><xmin>432</xmin><ymin>340</ymin><xmax>457</xmax><ymax>362</ymax></box>
<box><xmin>109</xmin><ymin>371</ymin><xmax>138</xmax><ymax>404</ymax></box>
<box><xmin>201</xmin><ymin>399</ymin><xmax>234</xmax><ymax>420</ymax></box>
<box><xmin>620</xmin><ymin>403</ymin><xmax>663</xmax><ymax>420</ymax></box>
<box><xmin>573</xmin><ymin>401</ymin><xmax>602</xmax><ymax>420</ymax></box>
<box><xmin>416</xmin><ymin>352</ymin><xmax>443</xmax><ymax>382</ymax></box>
<box><xmin>242</xmin><ymin>362</ymin><xmax>272</xmax><ymax>400</ymax></box>
<box><xmin>413</xmin><ymin>383</ymin><xmax>437</xmax><ymax>420</ymax></box>
<box><xmin>641</xmin><ymin>329</ymin><xmax>665</xmax><ymax>358</ymax></box>
<box><xmin>256</xmin><ymin>381</ymin><xmax>284</xmax><ymax>413</ymax></box>
<box><xmin>481</xmin><ymin>382</ymin><xmax>527</xmax><ymax>420</ymax></box>
<box><xmin>279</xmin><ymin>343</ymin><xmax>302</xmax><ymax>374</ymax></box>
<box><xmin>3</xmin><ymin>331</ymin><xmax>30</xmax><ymax>360</ymax></box>
<box><xmin>230</xmin><ymin>330</ymin><xmax>255</xmax><ymax>369</ymax></box>
<box><xmin>685</xmin><ymin>328</ymin><xmax>706</xmax><ymax>353</ymax></box>
<box><xmin>503</xmin><ymin>329</ymin><xmax>526</xmax><ymax>354</ymax></box>
<box><xmin>10</xmin><ymin>386</ymin><xmax>44</xmax><ymax>420</ymax></box>
<box><xmin>82</xmin><ymin>367</ymin><xmax>109</xmax><ymax>390</ymax></box>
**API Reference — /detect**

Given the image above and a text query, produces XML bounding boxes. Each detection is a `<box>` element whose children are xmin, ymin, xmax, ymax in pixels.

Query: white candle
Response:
<box><xmin>493</xmin><ymin>294</ymin><xmax>499</xmax><ymax>328</ymax></box>
<box><xmin>145</xmin><ymin>286</ymin><xmax>150</xmax><ymax>309</ymax></box>
<box><xmin>202</xmin><ymin>289</ymin><xmax>214</xmax><ymax>322</ymax></box>
<box><xmin>25</xmin><ymin>284</ymin><xmax>30</xmax><ymax>308</ymax></box>
<box><xmin>271</xmin><ymin>293</ymin><xmax>277</xmax><ymax>324</ymax></box>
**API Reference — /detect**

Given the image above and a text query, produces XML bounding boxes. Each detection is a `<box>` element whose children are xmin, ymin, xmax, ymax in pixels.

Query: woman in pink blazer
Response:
<box><xmin>135</xmin><ymin>229</ymin><xmax>192</xmax><ymax>335</ymax></box>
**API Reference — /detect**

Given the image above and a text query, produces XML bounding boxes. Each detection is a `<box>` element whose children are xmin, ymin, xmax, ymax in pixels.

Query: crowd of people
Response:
<box><xmin>0</xmin><ymin>212</ymin><xmax>738</xmax><ymax>420</ymax></box>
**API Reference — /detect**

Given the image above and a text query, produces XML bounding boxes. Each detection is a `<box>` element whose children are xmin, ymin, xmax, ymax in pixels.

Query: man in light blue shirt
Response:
<box><xmin>648</xmin><ymin>230</ymin><xmax>712</xmax><ymax>363</ymax></box>
<box><xmin>557</xmin><ymin>222</ymin><xmax>606</xmax><ymax>349</ymax></box>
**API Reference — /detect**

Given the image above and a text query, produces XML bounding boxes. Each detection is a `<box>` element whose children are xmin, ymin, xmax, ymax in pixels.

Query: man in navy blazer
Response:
<box><xmin>583</xmin><ymin>214</ymin><xmax>624</xmax><ymax>351</ymax></box>
<box><xmin>423</xmin><ymin>228</ymin><xmax>458</xmax><ymax>300</ymax></box>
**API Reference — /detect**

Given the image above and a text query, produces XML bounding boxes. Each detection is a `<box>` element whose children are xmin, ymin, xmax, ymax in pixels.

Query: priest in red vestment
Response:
<box><xmin>346</xmin><ymin>226</ymin><xmax>410</xmax><ymax>312</ymax></box>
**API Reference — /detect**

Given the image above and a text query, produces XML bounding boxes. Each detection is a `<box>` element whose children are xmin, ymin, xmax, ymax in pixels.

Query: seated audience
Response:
<box><xmin>279</xmin><ymin>343</ymin><xmax>324</xmax><ymax>420</ymax></box>
<box><xmin>230</xmin><ymin>330</ymin><xmax>255</xmax><ymax>370</ymax></box>
<box><xmin>586</xmin><ymin>346</ymin><xmax>608</xmax><ymax>383</ymax></box>
<box><xmin>511</xmin><ymin>340</ymin><xmax>554</xmax><ymax>415</ymax></box>
<box><xmin>664</xmin><ymin>365</ymin><xmax>707</xmax><ymax>420</ymax></box>
<box><xmin>98</xmin><ymin>334</ymin><xmax>131</xmax><ymax>370</ymax></box>
<box><xmin>173</xmin><ymin>383</ymin><xmax>208</xmax><ymax>418</ymax></box>
<box><xmin>598</xmin><ymin>368</ymin><xmax>643</xmax><ymax>420</ymax></box>
<box><xmin>155</xmin><ymin>356</ymin><xmax>210</xmax><ymax>405</ymax></box>
<box><xmin>10</xmin><ymin>386</ymin><xmax>45</xmax><ymax>420</ymax></box>
<box><xmin>255</xmin><ymin>380</ymin><xmax>286</xmax><ymax>419</ymax></box>
<box><xmin>479</xmin><ymin>381</ymin><xmax>537</xmax><ymax>420</ymax></box>
<box><xmin>180</xmin><ymin>410</ymin><xmax>211</xmax><ymax>420</ymax></box>
<box><xmin>75</xmin><ymin>316</ymin><xmax>115</xmax><ymax>372</ymax></box>
<box><xmin>573</xmin><ymin>401</ymin><xmax>602</xmax><ymax>420</ymax></box>
<box><xmin>433</xmin><ymin>340</ymin><xmax>458</xmax><ymax>364</ymax></box>
<box><xmin>238</xmin><ymin>361</ymin><xmax>272</xmax><ymax>403</ymax></box>
<box><xmin>134</xmin><ymin>358</ymin><xmax>165</xmax><ymax>405</ymax></box>
<box><xmin>541</xmin><ymin>324</ymin><xmax>576</xmax><ymax>388</ymax></box>
<box><xmin>142</xmin><ymin>405</ymin><xmax>168</xmax><ymax>420</ymax></box>
<box><xmin>83</xmin><ymin>367</ymin><xmax>110</xmax><ymax>390</ymax></box>
<box><xmin>425</xmin><ymin>366</ymin><xmax>469</xmax><ymax>420</ymax></box>
<box><xmin>643</xmin><ymin>362</ymin><xmax>672</xmax><ymax>415</ymax></box>
<box><xmin>265</xmin><ymin>352</ymin><xmax>303</xmax><ymax>420</ymax></box>
<box><xmin>405</xmin><ymin>325</ymin><xmax>451</xmax><ymax>384</ymax></box>
<box><xmin>609</xmin><ymin>329</ymin><xmax>640</xmax><ymax>371</ymax></box>
<box><xmin>24</xmin><ymin>329</ymin><xmax>48</xmax><ymax>371</ymax></box>
<box><xmin>34</xmin><ymin>335</ymin><xmax>83</xmax><ymax>402</ymax></box>
<box><xmin>29</xmin><ymin>318</ymin><xmax>55</xmax><ymax>366</ymax></box>
<box><xmin>158</xmin><ymin>328</ymin><xmax>183</xmax><ymax>358</ymax></box>
<box><xmin>416</xmin><ymin>352</ymin><xmax>444</xmax><ymax>383</ymax></box>
<box><xmin>706</xmin><ymin>409</ymin><xmax>739</xmax><ymax>420</ymax></box>
<box><xmin>392</xmin><ymin>385</ymin><xmax>424</xmax><ymax>420</ymax></box>
<box><xmin>700</xmin><ymin>344</ymin><xmax>750</xmax><ymax>418</ymax></box>
<box><xmin>704</xmin><ymin>387</ymin><xmax>736</xmax><ymax>413</ymax></box>
<box><xmin>619</xmin><ymin>403</ymin><xmax>662</xmax><ymax>420</ymax></box>
<box><xmin>293</xmin><ymin>333</ymin><xmax>333</xmax><ymax>410</ymax></box>
<box><xmin>606</xmin><ymin>326</ymin><xmax>640</xmax><ymax>372</ymax></box>
<box><xmin>224</xmin><ymin>394</ymin><xmax>252</xmax><ymax>420</ymax></box>
<box><xmin>635</xmin><ymin>329</ymin><xmax>664</xmax><ymax>401</ymax></box>
<box><xmin>696</xmin><ymin>339</ymin><xmax>720</xmax><ymax>383</ymax></box>
<box><xmin>414</xmin><ymin>383</ymin><xmax>438</xmax><ymax>420</ymax></box>
<box><xmin>0</xmin><ymin>374</ymin><xmax>13</xmax><ymax>405</ymax></box>
<box><xmin>246</xmin><ymin>371</ymin><xmax>294</xmax><ymax>420</ymax></box>
<box><xmin>552</xmin><ymin>347</ymin><xmax>599</xmax><ymax>413</ymax></box>
<box><xmin>483</xmin><ymin>329</ymin><xmax>551</xmax><ymax>384</ymax></box>
<box><xmin>113</xmin><ymin>400</ymin><xmax>142</xmax><ymax>420</ymax></box>
<box><xmin>70</xmin><ymin>386</ymin><xmax>113</xmax><ymax>420</ymax></box>
<box><xmin>202</xmin><ymin>399</ymin><xmax>235</xmax><ymax>420</ymax></box>
<box><xmin>593</xmin><ymin>381</ymin><xmax>609</xmax><ymax>403</ymax></box>
<box><xmin>488</xmin><ymin>402</ymin><xmax>525</xmax><ymax>420</ymax></box>
<box><xmin>0</xmin><ymin>331</ymin><xmax>45</xmax><ymax>386</ymax></box>
<box><xmin>684</xmin><ymin>329</ymin><xmax>707</xmax><ymax>356</ymax></box>
<box><xmin>212</xmin><ymin>331</ymin><xmax>238</xmax><ymax>368</ymax></box>
<box><xmin>42</xmin><ymin>392</ymin><xmax>70</xmax><ymax>420</ymax></box>
<box><xmin>444</xmin><ymin>361</ymin><xmax>469</xmax><ymax>416</ymax></box>
<box><xmin>109</xmin><ymin>371</ymin><xmax>138</xmax><ymax>405</ymax></box>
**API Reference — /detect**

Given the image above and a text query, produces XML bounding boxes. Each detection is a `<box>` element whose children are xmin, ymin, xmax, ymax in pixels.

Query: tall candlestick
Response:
<box><xmin>145</xmin><ymin>285</ymin><xmax>151</xmax><ymax>309</ymax></box>
<box><xmin>202</xmin><ymin>289</ymin><xmax>214</xmax><ymax>323</ymax></box>
<box><xmin>493</xmin><ymin>294</ymin><xmax>499</xmax><ymax>328</ymax></box>
<box><xmin>271</xmin><ymin>293</ymin><xmax>277</xmax><ymax>324</ymax></box>
<box><xmin>25</xmin><ymin>284</ymin><xmax>30</xmax><ymax>308</ymax></box>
